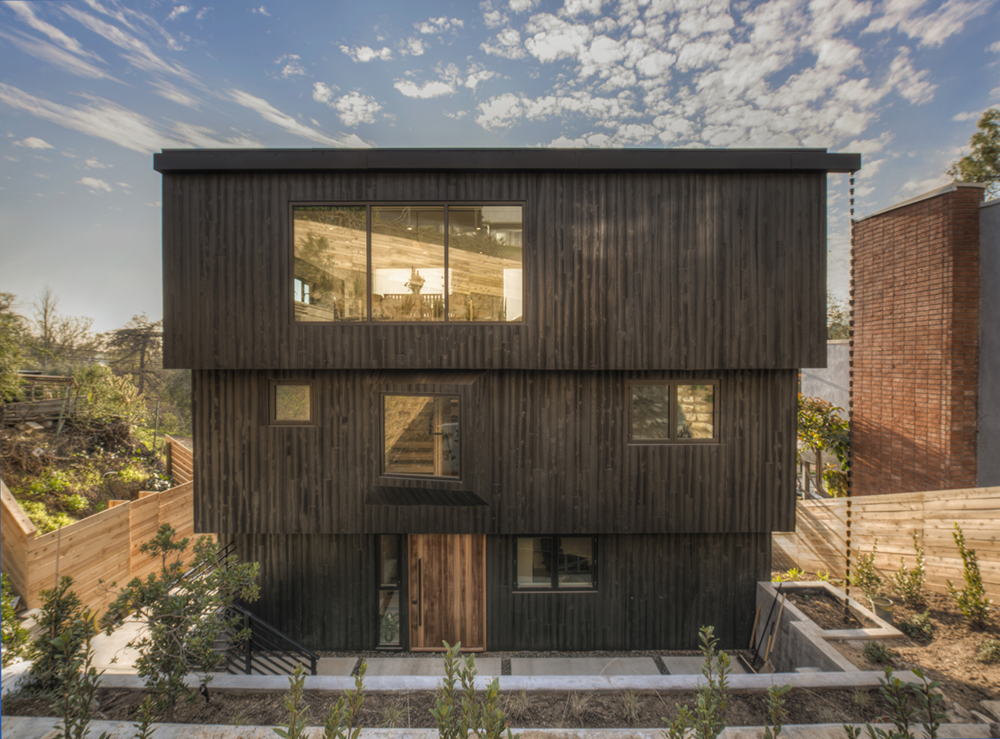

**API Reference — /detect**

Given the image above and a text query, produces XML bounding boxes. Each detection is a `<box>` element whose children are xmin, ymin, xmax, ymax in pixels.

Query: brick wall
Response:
<box><xmin>851</xmin><ymin>184</ymin><xmax>984</xmax><ymax>496</ymax></box>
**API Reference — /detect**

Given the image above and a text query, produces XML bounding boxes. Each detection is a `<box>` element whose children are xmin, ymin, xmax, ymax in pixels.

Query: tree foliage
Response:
<box><xmin>105</xmin><ymin>314</ymin><xmax>163</xmax><ymax>396</ymax></box>
<box><xmin>101</xmin><ymin>525</ymin><xmax>260</xmax><ymax>721</ymax></box>
<box><xmin>27</xmin><ymin>287</ymin><xmax>100</xmax><ymax>373</ymax></box>
<box><xmin>798</xmin><ymin>395</ymin><xmax>850</xmax><ymax>496</ymax></box>
<box><xmin>827</xmin><ymin>290</ymin><xmax>850</xmax><ymax>340</ymax></box>
<box><xmin>0</xmin><ymin>292</ymin><xmax>28</xmax><ymax>402</ymax></box>
<box><xmin>947</xmin><ymin>108</ymin><xmax>1000</xmax><ymax>199</ymax></box>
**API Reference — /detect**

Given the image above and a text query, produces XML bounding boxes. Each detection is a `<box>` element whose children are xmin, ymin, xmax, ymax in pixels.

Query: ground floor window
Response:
<box><xmin>378</xmin><ymin>535</ymin><xmax>402</xmax><ymax>648</ymax></box>
<box><xmin>515</xmin><ymin>536</ymin><xmax>596</xmax><ymax>591</ymax></box>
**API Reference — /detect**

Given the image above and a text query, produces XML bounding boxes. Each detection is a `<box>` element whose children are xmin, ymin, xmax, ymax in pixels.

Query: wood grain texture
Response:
<box><xmin>194</xmin><ymin>369</ymin><xmax>797</xmax><ymax>536</ymax></box>
<box><xmin>408</xmin><ymin>534</ymin><xmax>486</xmax><ymax>650</ymax></box>
<box><xmin>162</xmin><ymin>171</ymin><xmax>826</xmax><ymax>371</ymax></box>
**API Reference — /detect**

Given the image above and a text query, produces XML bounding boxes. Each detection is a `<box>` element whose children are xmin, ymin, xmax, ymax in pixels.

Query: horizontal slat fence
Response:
<box><xmin>774</xmin><ymin>487</ymin><xmax>1000</xmax><ymax>602</ymax></box>
<box><xmin>0</xmin><ymin>440</ymin><xmax>198</xmax><ymax>615</ymax></box>
<box><xmin>165</xmin><ymin>435</ymin><xmax>193</xmax><ymax>484</ymax></box>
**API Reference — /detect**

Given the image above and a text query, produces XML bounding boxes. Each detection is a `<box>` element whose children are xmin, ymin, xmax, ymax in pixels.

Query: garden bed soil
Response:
<box><xmin>2</xmin><ymin>687</ymin><xmax>896</xmax><ymax>729</ymax></box>
<box><xmin>785</xmin><ymin>589</ymin><xmax>876</xmax><ymax>629</ymax></box>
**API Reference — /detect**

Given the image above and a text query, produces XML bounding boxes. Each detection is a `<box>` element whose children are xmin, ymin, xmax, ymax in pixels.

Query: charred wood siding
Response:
<box><xmin>163</xmin><ymin>172</ymin><xmax>825</xmax><ymax>371</ymax></box>
<box><xmin>230</xmin><ymin>532</ymin><xmax>769</xmax><ymax>651</ymax></box>
<box><xmin>196</xmin><ymin>369</ymin><xmax>797</xmax><ymax>536</ymax></box>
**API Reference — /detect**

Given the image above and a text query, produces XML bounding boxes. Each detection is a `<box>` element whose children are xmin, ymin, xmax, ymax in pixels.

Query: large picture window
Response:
<box><xmin>630</xmin><ymin>381</ymin><xmax>718</xmax><ymax>442</ymax></box>
<box><xmin>382</xmin><ymin>394</ymin><xmax>461</xmax><ymax>479</ymax></box>
<box><xmin>515</xmin><ymin>536</ymin><xmax>596</xmax><ymax>591</ymax></box>
<box><xmin>292</xmin><ymin>203</ymin><xmax>524</xmax><ymax>323</ymax></box>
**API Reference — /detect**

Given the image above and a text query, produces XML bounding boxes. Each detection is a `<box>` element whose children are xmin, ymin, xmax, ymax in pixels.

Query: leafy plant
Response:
<box><xmin>323</xmin><ymin>659</ymin><xmax>367</xmax><ymax>739</ymax></box>
<box><xmin>850</xmin><ymin>540</ymin><xmax>883</xmax><ymax>601</ymax></box>
<box><xmin>763</xmin><ymin>684</ymin><xmax>792</xmax><ymax>739</ymax></box>
<box><xmin>133</xmin><ymin>695</ymin><xmax>158</xmax><ymax>739</ymax></box>
<box><xmin>662</xmin><ymin>626</ymin><xmax>731</xmax><ymax>739</ymax></box>
<box><xmin>890</xmin><ymin>531</ymin><xmax>926</xmax><ymax>607</ymax></box>
<box><xmin>899</xmin><ymin>610</ymin><xmax>934</xmax><ymax>640</ymax></box>
<box><xmin>947</xmin><ymin>523</ymin><xmax>992</xmax><ymax>627</ymax></box>
<box><xmin>100</xmin><ymin>524</ymin><xmax>260</xmax><ymax>722</ymax></box>
<box><xmin>976</xmin><ymin>637</ymin><xmax>1000</xmax><ymax>664</ymax></box>
<box><xmin>19</xmin><ymin>500</ymin><xmax>75</xmax><ymax>534</ymax></box>
<box><xmin>431</xmin><ymin>641</ymin><xmax>520</xmax><ymax>739</ymax></box>
<box><xmin>797</xmin><ymin>395</ymin><xmax>850</xmax><ymax>497</ymax></box>
<box><xmin>863</xmin><ymin>641</ymin><xmax>894</xmax><ymax>664</ymax></box>
<box><xmin>947</xmin><ymin>107</ymin><xmax>1000</xmax><ymax>198</ymax></box>
<box><xmin>28</xmin><ymin>576</ymin><xmax>87</xmax><ymax>692</ymax></box>
<box><xmin>843</xmin><ymin>667</ymin><xmax>947</xmax><ymax>739</ymax></box>
<box><xmin>274</xmin><ymin>663</ymin><xmax>309</xmax><ymax>739</ymax></box>
<box><xmin>62</xmin><ymin>494</ymin><xmax>89</xmax><ymax>513</ymax></box>
<box><xmin>1</xmin><ymin>574</ymin><xmax>29</xmax><ymax>667</ymax></box>
<box><xmin>50</xmin><ymin>611</ymin><xmax>110</xmax><ymax>739</ymax></box>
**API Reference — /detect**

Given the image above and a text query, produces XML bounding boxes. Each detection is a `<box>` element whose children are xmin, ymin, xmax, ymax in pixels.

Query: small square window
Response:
<box><xmin>270</xmin><ymin>382</ymin><xmax>313</xmax><ymax>425</ymax></box>
<box><xmin>630</xmin><ymin>381</ymin><xmax>717</xmax><ymax>443</ymax></box>
<box><xmin>515</xmin><ymin>536</ymin><xmax>596</xmax><ymax>591</ymax></box>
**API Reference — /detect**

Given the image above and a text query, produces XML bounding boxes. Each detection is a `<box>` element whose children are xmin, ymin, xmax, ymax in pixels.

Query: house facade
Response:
<box><xmin>155</xmin><ymin>148</ymin><xmax>859</xmax><ymax>652</ymax></box>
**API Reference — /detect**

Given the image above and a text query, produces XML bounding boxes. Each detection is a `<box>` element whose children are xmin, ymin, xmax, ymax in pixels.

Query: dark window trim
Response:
<box><xmin>288</xmin><ymin>200</ymin><xmax>527</xmax><ymax>326</ymax></box>
<box><xmin>376</xmin><ymin>534</ymin><xmax>406</xmax><ymax>650</ymax></box>
<box><xmin>267</xmin><ymin>380</ymin><xmax>316</xmax><ymax>427</ymax></box>
<box><xmin>627</xmin><ymin>379</ymin><xmax>720</xmax><ymax>444</ymax></box>
<box><xmin>379</xmin><ymin>391</ymin><xmax>464</xmax><ymax>484</ymax></box>
<box><xmin>513</xmin><ymin>535</ymin><xmax>598</xmax><ymax>593</ymax></box>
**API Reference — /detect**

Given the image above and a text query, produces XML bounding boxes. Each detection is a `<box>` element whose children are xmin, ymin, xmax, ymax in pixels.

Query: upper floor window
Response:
<box><xmin>629</xmin><ymin>381</ymin><xmax>718</xmax><ymax>442</ymax></box>
<box><xmin>382</xmin><ymin>394</ymin><xmax>461</xmax><ymax>479</ymax></box>
<box><xmin>292</xmin><ymin>204</ymin><xmax>523</xmax><ymax>324</ymax></box>
<box><xmin>269</xmin><ymin>381</ymin><xmax>313</xmax><ymax>426</ymax></box>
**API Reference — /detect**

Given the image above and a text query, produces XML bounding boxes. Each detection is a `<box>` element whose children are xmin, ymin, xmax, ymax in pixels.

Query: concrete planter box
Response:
<box><xmin>755</xmin><ymin>581</ymin><xmax>904</xmax><ymax>673</ymax></box>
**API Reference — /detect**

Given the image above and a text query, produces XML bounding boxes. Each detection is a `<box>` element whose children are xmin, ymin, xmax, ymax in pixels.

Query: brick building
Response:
<box><xmin>850</xmin><ymin>182</ymin><xmax>999</xmax><ymax>496</ymax></box>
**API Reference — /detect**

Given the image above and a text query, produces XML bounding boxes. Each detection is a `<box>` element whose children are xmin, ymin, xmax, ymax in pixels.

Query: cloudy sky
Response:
<box><xmin>1</xmin><ymin>0</ymin><xmax>997</xmax><ymax>332</ymax></box>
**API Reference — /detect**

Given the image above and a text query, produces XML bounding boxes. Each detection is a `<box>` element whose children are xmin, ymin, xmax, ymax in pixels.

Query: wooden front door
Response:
<box><xmin>408</xmin><ymin>534</ymin><xmax>486</xmax><ymax>651</ymax></box>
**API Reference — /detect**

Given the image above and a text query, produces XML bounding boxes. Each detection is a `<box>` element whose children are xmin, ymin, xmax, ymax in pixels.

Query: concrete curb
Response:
<box><xmin>1</xmin><ymin>717</ymin><xmax>991</xmax><ymax>739</ymax></box>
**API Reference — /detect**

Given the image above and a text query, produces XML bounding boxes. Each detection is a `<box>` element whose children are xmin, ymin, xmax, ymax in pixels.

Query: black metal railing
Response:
<box><xmin>218</xmin><ymin>603</ymin><xmax>319</xmax><ymax>676</ymax></box>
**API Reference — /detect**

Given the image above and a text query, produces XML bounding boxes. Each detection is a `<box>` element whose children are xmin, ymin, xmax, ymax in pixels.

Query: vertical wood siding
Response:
<box><xmin>163</xmin><ymin>172</ymin><xmax>825</xmax><ymax>371</ymax></box>
<box><xmin>196</xmin><ymin>370</ymin><xmax>796</xmax><ymax>536</ymax></box>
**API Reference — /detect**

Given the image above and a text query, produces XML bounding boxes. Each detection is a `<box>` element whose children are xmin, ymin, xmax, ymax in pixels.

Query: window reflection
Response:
<box><xmin>372</xmin><ymin>206</ymin><xmax>446</xmax><ymax>322</ymax></box>
<box><xmin>516</xmin><ymin>536</ymin><xmax>595</xmax><ymax>590</ymax></box>
<box><xmin>448</xmin><ymin>206</ymin><xmax>523</xmax><ymax>322</ymax></box>
<box><xmin>677</xmin><ymin>384</ymin><xmax>714</xmax><ymax>439</ymax></box>
<box><xmin>631</xmin><ymin>385</ymin><xmax>671</xmax><ymax>440</ymax></box>
<box><xmin>383</xmin><ymin>395</ymin><xmax>460</xmax><ymax>478</ymax></box>
<box><xmin>293</xmin><ymin>206</ymin><xmax>367</xmax><ymax>322</ymax></box>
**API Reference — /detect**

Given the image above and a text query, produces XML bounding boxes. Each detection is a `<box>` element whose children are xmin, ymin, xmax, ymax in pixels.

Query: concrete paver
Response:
<box><xmin>661</xmin><ymin>656</ymin><xmax>747</xmax><ymax>675</ymax></box>
<box><xmin>511</xmin><ymin>657</ymin><xmax>658</xmax><ymax>676</ymax></box>
<box><xmin>364</xmin><ymin>657</ymin><xmax>502</xmax><ymax>677</ymax></box>
<box><xmin>316</xmin><ymin>657</ymin><xmax>358</xmax><ymax>676</ymax></box>
<box><xmin>91</xmin><ymin>618</ymin><xmax>145</xmax><ymax>674</ymax></box>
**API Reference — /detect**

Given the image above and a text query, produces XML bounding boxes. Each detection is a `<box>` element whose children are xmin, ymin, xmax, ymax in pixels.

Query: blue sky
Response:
<box><xmin>1</xmin><ymin>0</ymin><xmax>998</xmax><ymax>332</ymax></box>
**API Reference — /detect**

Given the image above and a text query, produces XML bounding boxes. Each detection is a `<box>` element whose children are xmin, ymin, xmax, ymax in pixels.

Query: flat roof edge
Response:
<box><xmin>153</xmin><ymin>148</ymin><xmax>861</xmax><ymax>173</ymax></box>
<box><xmin>856</xmin><ymin>181</ymin><xmax>987</xmax><ymax>221</ymax></box>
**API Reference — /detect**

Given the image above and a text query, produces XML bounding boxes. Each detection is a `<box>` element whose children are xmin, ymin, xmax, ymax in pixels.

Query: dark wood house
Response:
<box><xmin>155</xmin><ymin>148</ymin><xmax>860</xmax><ymax>652</ymax></box>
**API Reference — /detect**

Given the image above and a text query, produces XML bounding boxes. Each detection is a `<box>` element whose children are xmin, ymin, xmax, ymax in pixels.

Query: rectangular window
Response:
<box><xmin>269</xmin><ymin>382</ymin><xmax>313</xmax><ymax>425</ymax></box>
<box><xmin>515</xmin><ymin>536</ymin><xmax>596</xmax><ymax>591</ymax></box>
<box><xmin>292</xmin><ymin>203</ymin><xmax>523</xmax><ymax>323</ymax></box>
<box><xmin>630</xmin><ymin>381</ymin><xmax>717</xmax><ymax>442</ymax></box>
<box><xmin>383</xmin><ymin>394</ymin><xmax>460</xmax><ymax>478</ymax></box>
<box><xmin>377</xmin><ymin>535</ymin><xmax>402</xmax><ymax>648</ymax></box>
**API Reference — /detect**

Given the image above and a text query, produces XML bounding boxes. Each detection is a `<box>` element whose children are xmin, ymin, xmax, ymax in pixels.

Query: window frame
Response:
<box><xmin>513</xmin><ymin>535</ymin><xmax>598</xmax><ymax>593</ymax></box>
<box><xmin>288</xmin><ymin>201</ymin><xmax>526</xmax><ymax>326</ymax></box>
<box><xmin>267</xmin><ymin>380</ymin><xmax>316</xmax><ymax>427</ymax></box>
<box><xmin>627</xmin><ymin>379</ymin><xmax>720</xmax><ymax>444</ymax></box>
<box><xmin>375</xmin><ymin>534</ymin><xmax>406</xmax><ymax>650</ymax></box>
<box><xmin>379</xmin><ymin>391</ymin><xmax>464</xmax><ymax>483</ymax></box>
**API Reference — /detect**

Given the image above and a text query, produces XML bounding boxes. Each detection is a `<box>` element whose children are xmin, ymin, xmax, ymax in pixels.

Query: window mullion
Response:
<box><xmin>366</xmin><ymin>204</ymin><xmax>372</xmax><ymax>322</ymax></box>
<box><xmin>443</xmin><ymin>204</ymin><xmax>450</xmax><ymax>322</ymax></box>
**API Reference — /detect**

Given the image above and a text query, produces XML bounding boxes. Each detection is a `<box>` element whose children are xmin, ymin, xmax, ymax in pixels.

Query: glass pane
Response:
<box><xmin>378</xmin><ymin>589</ymin><xmax>401</xmax><ymax>647</ymax></box>
<box><xmin>677</xmin><ymin>384</ymin><xmax>715</xmax><ymax>439</ymax></box>
<box><xmin>516</xmin><ymin>537</ymin><xmax>553</xmax><ymax>588</ymax></box>
<box><xmin>557</xmin><ymin>537</ymin><xmax>595</xmax><ymax>588</ymax></box>
<box><xmin>448</xmin><ymin>206</ymin><xmax>523</xmax><ymax>322</ymax></box>
<box><xmin>380</xmin><ymin>536</ymin><xmax>399</xmax><ymax>586</ymax></box>
<box><xmin>293</xmin><ymin>206</ymin><xmax>368</xmax><ymax>322</ymax></box>
<box><xmin>274</xmin><ymin>384</ymin><xmax>310</xmax><ymax>423</ymax></box>
<box><xmin>383</xmin><ymin>395</ymin><xmax>460</xmax><ymax>477</ymax></box>
<box><xmin>631</xmin><ymin>384</ymin><xmax>671</xmax><ymax>439</ymax></box>
<box><xmin>372</xmin><ymin>206</ymin><xmax>446</xmax><ymax>322</ymax></box>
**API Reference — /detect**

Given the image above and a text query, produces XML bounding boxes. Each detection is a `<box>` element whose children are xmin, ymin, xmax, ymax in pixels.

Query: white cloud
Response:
<box><xmin>5</xmin><ymin>1</ymin><xmax>97</xmax><ymax>57</ymax></box>
<box><xmin>339</xmin><ymin>45</ymin><xmax>393</xmax><ymax>62</ymax></box>
<box><xmin>416</xmin><ymin>16</ymin><xmax>464</xmax><ymax>33</ymax></box>
<box><xmin>465</xmin><ymin>66</ymin><xmax>496</xmax><ymax>90</ymax></box>
<box><xmin>403</xmin><ymin>37</ymin><xmax>426</xmax><ymax>56</ymax></box>
<box><xmin>312</xmin><ymin>82</ymin><xmax>337</xmax><ymax>104</ymax></box>
<box><xmin>327</xmin><ymin>91</ymin><xmax>383</xmax><ymax>126</ymax></box>
<box><xmin>166</xmin><ymin>5</ymin><xmax>192</xmax><ymax>21</ymax></box>
<box><xmin>475</xmin><ymin>92</ymin><xmax>524</xmax><ymax>130</ymax></box>
<box><xmin>0</xmin><ymin>30</ymin><xmax>116</xmax><ymax>80</ymax></box>
<box><xmin>14</xmin><ymin>137</ymin><xmax>54</xmax><ymax>149</ymax></box>
<box><xmin>509</xmin><ymin>0</ymin><xmax>540</xmax><ymax>11</ymax></box>
<box><xmin>252</xmin><ymin>6</ymin><xmax>270</xmax><ymax>16</ymax></box>
<box><xmin>523</xmin><ymin>14</ymin><xmax>593</xmax><ymax>62</ymax></box>
<box><xmin>394</xmin><ymin>80</ymin><xmax>457</xmax><ymax>99</ymax></box>
<box><xmin>953</xmin><ymin>109</ymin><xmax>985</xmax><ymax>121</ymax></box>
<box><xmin>85</xmin><ymin>157</ymin><xmax>112</xmax><ymax>168</ymax></box>
<box><xmin>275</xmin><ymin>53</ymin><xmax>306</xmax><ymax>77</ymax></box>
<box><xmin>865</xmin><ymin>0</ymin><xmax>992</xmax><ymax>47</ymax></box>
<box><xmin>79</xmin><ymin>176</ymin><xmax>112</xmax><ymax>192</ymax></box>
<box><xmin>116</xmin><ymin>181</ymin><xmax>131</xmax><ymax>188</ymax></box>
<box><xmin>991</xmin><ymin>40</ymin><xmax>1000</xmax><ymax>52</ymax></box>
<box><xmin>228</xmin><ymin>89</ymin><xmax>369</xmax><ymax>146</ymax></box>
<box><xmin>481</xmin><ymin>27</ymin><xmax>526</xmax><ymax>58</ymax></box>
<box><xmin>145</xmin><ymin>201</ymin><xmax>162</xmax><ymax>207</ymax></box>
<box><xmin>483</xmin><ymin>8</ymin><xmax>508</xmax><ymax>27</ymax></box>
<box><xmin>560</xmin><ymin>0</ymin><xmax>605</xmax><ymax>16</ymax></box>
<box><xmin>884</xmin><ymin>47</ymin><xmax>936</xmax><ymax>104</ymax></box>
<box><xmin>171</xmin><ymin>122</ymin><xmax>262</xmax><ymax>148</ymax></box>
<box><xmin>900</xmin><ymin>174</ymin><xmax>952</xmax><ymax>196</ymax></box>
<box><xmin>149</xmin><ymin>79</ymin><xmax>200</xmax><ymax>108</ymax></box>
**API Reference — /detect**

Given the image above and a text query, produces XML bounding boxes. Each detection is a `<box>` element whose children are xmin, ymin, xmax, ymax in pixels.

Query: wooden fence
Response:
<box><xmin>0</xmin><ymin>439</ymin><xmax>198</xmax><ymax>615</ymax></box>
<box><xmin>774</xmin><ymin>487</ymin><xmax>1000</xmax><ymax>603</ymax></box>
<box><xmin>164</xmin><ymin>434</ymin><xmax>193</xmax><ymax>484</ymax></box>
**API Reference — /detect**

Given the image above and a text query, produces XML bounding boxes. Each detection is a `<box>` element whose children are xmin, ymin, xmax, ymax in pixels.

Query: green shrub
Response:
<box><xmin>20</xmin><ymin>500</ymin><xmax>75</xmax><ymax>534</ymax></box>
<box><xmin>843</xmin><ymin>667</ymin><xmax>947</xmax><ymax>739</ymax></box>
<box><xmin>947</xmin><ymin>523</ymin><xmax>992</xmax><ymax>627</ymax></box>
<box><xmin>976</xmin><ymin>637</ymin><xmax>1000</xmax><ymax>664</ymax></box>
<box><xmin>851</xmin><ymin>541</ymin><xmax>883</xmax><ymax>601</ymax></box>
<box><xmin>2</xmin><ymin>574</ymin><xmax>30</xmax><ymax>667</ymax></box>
<box><xmin>763</xmin><ymin>684</ymin><xmax>791</xmax><ymax>739</ymax></box>
<box><xmin>663</xmin><ymin>626</ymin><xmax>731</xmax><ymax>739</ymax></box>
<box><xmin>28</xmin><ymin>576</ymin><xmax>88</xmax><ymax>693</ymax></box>
<box><xmin>899</xmin><ymin>609</ymin><xmax>935</xmax><ymax>640</ymax></box>
<box><xmin>431</xmin><ymin>642</ymin><xmax>520</xmax><ymax>739</ymax></box>
<box><xmin>890</xmin><ymin>531</ymin><xmax>926</xmax><ymax>607</ymax></box>
<box><xmin>61</xmin><ymin>494</ymin><xmax>89</xmax><ymax>513</ymax></box>
<box><xmin>863</xmin><ymin>641</ymin><xmax>895</xmax><ymax>664</ymax></box>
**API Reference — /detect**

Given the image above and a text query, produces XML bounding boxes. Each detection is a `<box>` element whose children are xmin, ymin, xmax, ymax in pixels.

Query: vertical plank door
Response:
<box><xmin>408</xmin><ymin>534</ymin><xmax>486</xmax><ymax>651</ymax></box>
